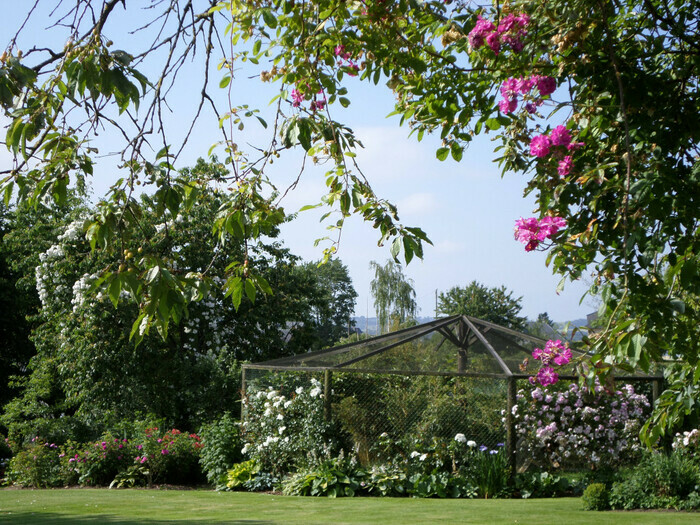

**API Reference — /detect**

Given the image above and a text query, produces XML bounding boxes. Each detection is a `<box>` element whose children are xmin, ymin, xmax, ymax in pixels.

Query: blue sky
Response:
<box><xmin>1</xmin><ymin>2</ymin><xmax>595</xmax><ymax>322</ymax></box>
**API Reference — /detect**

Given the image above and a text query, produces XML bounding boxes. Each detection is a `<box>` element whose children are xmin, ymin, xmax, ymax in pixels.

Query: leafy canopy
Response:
<box><xmin>438</xmin><ymin>281</ymin><xmax>526</xmax><ymax>331</ymax></box>
<box><xmin>1</xmin><ymin>1</ymin><xmax>699</xmax><ymax>440</ymax></box>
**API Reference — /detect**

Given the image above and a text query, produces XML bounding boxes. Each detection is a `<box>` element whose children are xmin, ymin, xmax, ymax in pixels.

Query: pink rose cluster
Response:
<box><xmin>468</xmin><ymin>12</ymin><xmax>530</xmax><ymax>54</ymax></box>
<box><xmin>529</xmin><ymin>339</ymin><xmax>573</xmax><ymax>387</ymax></box>
<box><xmin>334</xmin><ymin>44</ymin><xmax>359</xmax><ymax>76</ymax></box>
<box><xmin>290</xmin><ymin>85</ymin><xmax>327</xmax><ymax>112</ymax></box>
<box><xmin>529</xmin><ymin>124</ymin><xmax>585</xmax><ymax>177</ymax></box>
<box><xmin>498</xmin><ymin>75</ymin><xmax>556</xmax><ymax>114</ymax></box>
<box><xmin>514</xmin><ymin>216</ymin><xmax>567</xmax><ymax>252</ymax></box>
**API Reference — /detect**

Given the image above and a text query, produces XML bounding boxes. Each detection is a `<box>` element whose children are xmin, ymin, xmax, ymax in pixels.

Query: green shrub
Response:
<box><xmin>609</xmin><ymin>451</ymin><xmax>700</xmax><ymax>510</ymax></box>
<box><xmin>281</xmin><ymin>455</ymin><xmax>365</xmax><ymax>497</ymax></box>
<box><xmin>63</xmin><ymin>433</ymin><xmax>136</xmax><ymax>486</ymax></box>
<box><xmin>581</xmin><ymin>483</ymin><xmax>609</xmax><ymax>510</ymax></box>
<box><xmin>5</xmin><ymin>439</ymin><xmax>62</xmax><ymax>487</ymax></box>
<box><xmin>198</xmin><ymin>413</ymin><xmax>242</xmax><ymax>489</ymax></box>
<box><xmin>517</xmin><ymin>471</ymin><xmax>576</xmax><ymax>499</ymax></box>
<box><xmin>226</xmin><ymin>459</ymin><xmax>261</xmax><ymax>490</ymax></box>
<box><xmin>365</xmin><ymin>464</ymin><xmax>407</xmax><ymax>497</ymax></box>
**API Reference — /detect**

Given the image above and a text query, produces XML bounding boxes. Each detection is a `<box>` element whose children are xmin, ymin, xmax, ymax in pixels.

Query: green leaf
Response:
<box><xmin>436</xmin><ymin>147</ymin><xmax>449</xmax><ymax>161</ymax></box>
<box><xmin>484</xmin><ymin>118</ymin><xmax>501</xmax><ymax>131</ymax></box>
<box><xmin>450</xmin><ymin>143</ymin><xmax>463</xmax><ymax>162</ymax></box>
<box><xmin>390</xmin><ymin>237</ymin><xmax>401</xmax><ymax>260</ymax></box>
<box><xmin>226</xmin><ymin>277</ymin><xmax>243</xmax><ymax>310</ymax></box>
<box><xmin>244</xmin><ymin>279</ymin><xmax>256</xmax><ymax>303</ymax></box>
<box><xmin>669</xmin><ymin>298</ymin><xmax>685</xmax><ymax>314</ymax></box>
<box><xmin>261</xmin><ymin>9</ymin><xmax>277</xmax><ymax>28</ymax></box>
<box><xmin>219</xmin><ymin>76</ymin><xmax>231</xmax><ymax>89</ymax></box>
<box><xmin>108</xmin><ymin>276</ymin><xmax>122</xmax><ymax>308</ymax></box>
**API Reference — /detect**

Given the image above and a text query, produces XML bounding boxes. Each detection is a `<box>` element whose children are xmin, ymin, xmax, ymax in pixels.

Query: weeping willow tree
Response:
<box><xmin>369</xmin><ymin>260</ymin><xmax>417</xmax><ymax>335</ymax></box>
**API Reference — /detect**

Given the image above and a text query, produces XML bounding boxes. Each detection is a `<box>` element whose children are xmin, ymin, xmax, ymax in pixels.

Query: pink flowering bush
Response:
<box><xmin>4</xmin><ymin>438</ymin><xmax>63</xmax><ymax>487</ymax></box>
<box><xmin>135</xmin><ymin>427</ymin><xmax>204</xmax><ymax>485</ymax></box>
<box><xmin>60</xmin><ymin>433</ymin><xmax>137</xmax><ymax>486</ymax></box>
<box><xmin>513</xmin><ymin>381</ymin><xmax>650</xmax><ymax>470</ymax></box>
<box><xmin>5</xmin><ymin>428</ymin><xmax>205</xmax><ymax>488</ymax></box>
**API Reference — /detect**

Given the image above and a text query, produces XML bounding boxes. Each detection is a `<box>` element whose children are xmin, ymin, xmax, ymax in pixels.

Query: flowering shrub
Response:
<box><xmin>134</xmin><ymin>427</ymin><xmax>204</xmax><ymax>485</ymax></box>
<box><xmin>5</xmin><ymin>438</ymin><xmax>62</xmax><ymax>488</ymax></box>
<box><xmin>242</xmin><ymin>379</ymin><xmax>335</xmax><ymax>476</ymax></box>
<box><xmin>60</xmin><ymin>433</ymin><xmax>136</xmax><ymax>486</ymax></box>
<box><xmin>514</xmin><ymin>381</ymin><xmax>650</xmax><ymax>469</ymax></box>
<box><xmin>4</xmin><ymin>428</ymin><xmax>204</xmax><ymax>488</ymax></box>
<box><xmin>672</xmin><ymin>428</ymin><xmax>700</xmax><ymax>463</ymax></box>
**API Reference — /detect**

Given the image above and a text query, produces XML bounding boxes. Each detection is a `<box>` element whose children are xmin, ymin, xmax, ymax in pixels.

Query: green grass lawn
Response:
<box><xmin>0</xmin><ymin>489</ymin><xmax>697</xmax><ymax>525</ymax></box>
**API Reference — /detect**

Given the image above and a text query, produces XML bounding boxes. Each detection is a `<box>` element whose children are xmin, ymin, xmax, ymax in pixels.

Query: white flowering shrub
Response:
<box><xmin>514</xmin><ymin>381</ymin><xmax>650</xmax><ymax>469</ymax></box>
<box><xmin>672</xmin><ymin>428</ymin><xmax>700</xmax><ymax>462</ymax></box>
<box><xmin>242</xmin><ymin>378</ymin><xmax>335</xmax><ymax>476</ymax></box>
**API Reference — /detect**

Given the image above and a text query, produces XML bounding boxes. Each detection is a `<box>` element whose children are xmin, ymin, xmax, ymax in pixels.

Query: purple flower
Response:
<box><xmin>535</xmin><ymin>76</ymin><xmax>557</xmax><ymax>97</ymax></box>
<box><xmin>498</xmin><ymin>97</ymin><xmax>518</xmax><ymax>113</ymax></box>
<box><xmin>558</xmin><ymin>156</ymin><xmax>574</xmax><ymax>177</ymax></box>
<box><xmin>290</xmin><ymin>88</ymin><xmax>304</xmax><ymax>108</ymax></box>
<box><xmin>486</xmin><ymin>32</ymin><xmax>500</xmax><ymax>53</ymax></box>
<box><xmin>500</xmin><ymin>78</ymin><xmax>519</xmax><ymax>99</ymax></box>
<box><xmin>550</xmin><ymin>125</ymin><xmax>572</xmax><ymax>147</ymax></box>
<box><xmin>536</xmin><ymin>366</ymin><xmax>559</xmax><ymax>386</ymax></box>
<box><xmin>468</xmin><ymin>16</ymin><xmax>496</xmax><ymax>49</ymax></box>
<box><xmin>529</xmin><ymin>134</ymin><xmax>552</xmax><ymax>158</ymax></box>
<box><xmin>479</xmin><ymin>445</ymin><xmax>488</xmax><ymax>452</ymax></box>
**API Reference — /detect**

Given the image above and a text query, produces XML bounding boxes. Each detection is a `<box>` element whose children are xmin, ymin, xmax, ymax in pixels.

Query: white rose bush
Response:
<box><xmin>241</xmin><ymin>378</ymin><xmax>335</xmax><ymax>476</ymax></box>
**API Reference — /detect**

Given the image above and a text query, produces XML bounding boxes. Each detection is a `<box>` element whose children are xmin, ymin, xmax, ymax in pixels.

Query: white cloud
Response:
<box><xmin>433</xmin><ymin>239</ymin><xmax>466</xmax><ymax>254</ymax></box>
<box><xmin>398</xmin><ymin>192</ymin><xmax>438</xmax><ymax>215</ymax></box>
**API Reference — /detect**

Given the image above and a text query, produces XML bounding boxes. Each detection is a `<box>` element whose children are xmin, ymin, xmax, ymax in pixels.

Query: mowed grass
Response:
<box><xmin>0</xmin><ymin>489</ymin><xmax>697</xmax><ymax>525</ymax></box>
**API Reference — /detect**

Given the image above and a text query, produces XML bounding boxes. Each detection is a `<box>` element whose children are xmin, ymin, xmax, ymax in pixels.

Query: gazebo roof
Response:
<box><xmin>244</xmin><ymin>315</ymin><xmax>663</xmax><ymax>380</ymax></box>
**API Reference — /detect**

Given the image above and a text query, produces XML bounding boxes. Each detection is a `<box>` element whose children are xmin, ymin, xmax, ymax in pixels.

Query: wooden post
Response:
<box><xmin>652</xmin><ymin>379</ymin><xmax>661</xmax><ymax>407</ymax></box>
<box><xmin>241</xmin><ymin>367</ymin><xmax>247</xmax><ymax>420</ymax></box>
<box><xmin>324</xmin><ymin>370</ymin><xmax>333</xmax><ymax>422</ymax></box>
<box><xmin>506</xmin><ymin>377</ymin><xmax>517</xmax><ymax>483</ymax></box>
<box><xmin>457</xmin><ymin>320</ymin><xmax>467</xmax><ymax>373</ymax></box>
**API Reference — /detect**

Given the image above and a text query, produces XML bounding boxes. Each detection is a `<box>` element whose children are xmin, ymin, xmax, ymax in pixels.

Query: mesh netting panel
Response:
<box><xmin>334</xmin><ymin>374</ymin><xmax>507</xmax><ymax>449</ymax></box>
<box><xmin>243</xmin><ymin>367</ymin><xmax>508</xmax><ymax>464</ymax></box>
<box><xmin>339</xmin><ymin>333</ymin><xmax>506</xmax><ymax>375</ymax></box>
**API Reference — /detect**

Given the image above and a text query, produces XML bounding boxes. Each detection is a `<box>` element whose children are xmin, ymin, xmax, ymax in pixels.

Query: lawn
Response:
<box><xmin>0</xmin><ymin>490</ymin><xmax>698</xmax><ymax>525</ymax></box>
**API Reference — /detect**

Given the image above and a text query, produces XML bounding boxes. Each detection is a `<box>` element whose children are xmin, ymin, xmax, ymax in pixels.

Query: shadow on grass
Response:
<box><xmin>0</xmin><ymin>513</ymin><xmax>275</xmax><ymax>525</ymax></box>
